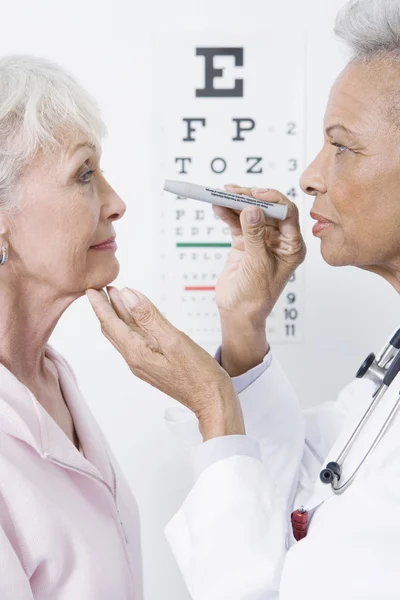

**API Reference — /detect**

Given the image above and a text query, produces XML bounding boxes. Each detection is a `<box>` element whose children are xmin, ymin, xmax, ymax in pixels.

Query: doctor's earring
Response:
<box><xmin>0</xmin><ymin>245</ymin><xmax>8</xmax><ymax>266</ymax></box>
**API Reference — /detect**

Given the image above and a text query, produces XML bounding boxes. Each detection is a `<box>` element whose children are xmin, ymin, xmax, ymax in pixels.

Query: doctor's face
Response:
<box><xmin>300</xmin><ymin>58</ymin><xmax>400</xmax><ymax>270</ymax></box>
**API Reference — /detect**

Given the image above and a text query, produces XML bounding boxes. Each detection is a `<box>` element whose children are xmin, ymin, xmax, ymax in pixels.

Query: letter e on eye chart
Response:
<box><xmin>152</xmin><ymin>33</ymin><xmax>306</xmax><ymax>348</ymax></box>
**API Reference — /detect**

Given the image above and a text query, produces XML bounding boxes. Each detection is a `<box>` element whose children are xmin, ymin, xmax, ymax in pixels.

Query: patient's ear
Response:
<box><xmin>0</xmin><ymin>212</ymin><xmax>11</xmax><ymax>243</ymax></box>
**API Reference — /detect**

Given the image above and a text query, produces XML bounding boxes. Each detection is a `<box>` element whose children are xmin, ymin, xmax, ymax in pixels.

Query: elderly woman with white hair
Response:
<box><xmin>0</xmin><ymin>56</ymin><xmax>149</xmax><ymax>598</ymax></box>
<box><xmin>88</xmin><ymin>0</ymin><xmax>400</xmax><ymax>598</ymax></box>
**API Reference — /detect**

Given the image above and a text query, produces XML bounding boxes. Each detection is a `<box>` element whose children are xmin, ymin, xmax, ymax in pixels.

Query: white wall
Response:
<box><xmin>2</xmin><ymin>1</ymin><xmax>400</xmax><ymax>598</ymax></box>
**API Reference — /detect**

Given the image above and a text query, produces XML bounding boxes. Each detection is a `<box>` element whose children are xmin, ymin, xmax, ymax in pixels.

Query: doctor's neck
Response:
<box><xmin>359</xmin><ymin>259</ymin><xmax>400</xmax><ymax>294</ymax></box>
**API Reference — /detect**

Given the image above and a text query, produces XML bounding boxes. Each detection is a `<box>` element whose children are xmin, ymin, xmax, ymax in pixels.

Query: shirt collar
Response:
<box><xmin>0</xmin><ymin>345</ymin><xmax>115</xmax><ymax>493</ymax></box>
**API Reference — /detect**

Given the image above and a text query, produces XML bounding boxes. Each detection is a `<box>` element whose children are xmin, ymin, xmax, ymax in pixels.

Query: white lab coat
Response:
<box><xmin>165</xmin><ymin>353</ymin><xmax>400</xmax><ymax>599</ymax></box>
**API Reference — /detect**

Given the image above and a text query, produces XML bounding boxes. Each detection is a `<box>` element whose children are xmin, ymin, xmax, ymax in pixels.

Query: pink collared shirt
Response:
<box><xmin>0</xmin><ymin>345</ymin><xmax>142</xmax><ymax>599</ymax></box>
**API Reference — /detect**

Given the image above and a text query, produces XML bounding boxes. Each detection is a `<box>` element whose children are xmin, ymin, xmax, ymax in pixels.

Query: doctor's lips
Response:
<box><xmin>310</xmin><ymin>212</ymin><xmax>334</xmax><ymax>237</ymax></box>
<box><xmin>90</xmin><ymin>236</ymin><xmax>117</xmax><ymax>251</ymax></box>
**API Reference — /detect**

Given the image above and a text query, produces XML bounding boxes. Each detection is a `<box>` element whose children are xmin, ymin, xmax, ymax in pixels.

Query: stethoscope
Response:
<box><xmin>320</xmin><ymin>328</ymin><xmax>400</xmax><ymax>495</ymax></box>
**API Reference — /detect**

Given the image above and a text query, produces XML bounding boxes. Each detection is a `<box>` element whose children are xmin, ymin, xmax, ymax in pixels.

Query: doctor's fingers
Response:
<box><xmin>226</xmin><ymin>185</ymin><xmax>299</xmax><ymax>225</ymax></box>
<box><xmin>212</xmin><ymin>204</ymin><xmax>242</xmax><ymax>235</ymax></box>
<box><xmin>86</xmin><ymin>288</ymin><xmax>142</xmax><ymax>349</ymax></box>
<box><xmin>117</xmin><ymin>288</ymin><xmax>178</xmax><ymax>342</ymax></box>
<box><xmin>86</xmin><ymin>288</ymin><xmax>159</xmax><ymax>356</ymax></box>
<box><xmin>213</xmin><ymin>204</ymin><xmax>275</xmax><ymax>247</ymax></box>
<box><xmin>106</xmin><ymin>286</ymin><xmax>141</xmax><ymax>331</ymax></box>
<box><xmin>224</xmin><ymin>184</ymin><xmax>300</xmax><ymax>233</ymax></box>
<box><xmin>251</xmin><ymin>189</ymin><xmax>304</xmax><ymax>246</ymax></box>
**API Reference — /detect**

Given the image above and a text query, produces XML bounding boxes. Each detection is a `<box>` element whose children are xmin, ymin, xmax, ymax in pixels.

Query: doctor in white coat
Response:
<box><xmin>87</xmin><ymin>0</ymin><xmax>400</xmax><ymax>598</ymax></box>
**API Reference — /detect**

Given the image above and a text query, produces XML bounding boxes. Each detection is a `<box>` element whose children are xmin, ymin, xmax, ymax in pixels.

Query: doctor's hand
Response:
<box><xmin>214</xmin><ymin>184</ymin><xmax>306</xmax><ymax>376</ymax></box>
<box><xmin>86</xmin><ymin>287</ymin><xmax>245</xmax><ymax>442</ymax></box>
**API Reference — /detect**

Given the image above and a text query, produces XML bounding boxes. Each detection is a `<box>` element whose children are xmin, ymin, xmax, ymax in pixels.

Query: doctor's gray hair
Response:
<box><xmin>335</xmin><ymin>0</ymin><xmax>400</xmax><ymax>59</ymax></box>
<box><xmin>0</xmin><ymin>55</ymin><xmax>106</xmax><ymax>212</ymax></box>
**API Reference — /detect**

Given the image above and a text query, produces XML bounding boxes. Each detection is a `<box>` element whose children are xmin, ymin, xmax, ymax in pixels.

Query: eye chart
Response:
<box><xmin>153</xmin><ymin>34</ymin><xmax>305</xmax><ymax>347</ymax></box>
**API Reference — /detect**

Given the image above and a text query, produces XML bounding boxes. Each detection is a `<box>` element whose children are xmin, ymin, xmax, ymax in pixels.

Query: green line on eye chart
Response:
<box><xmin>176</xmin><ymin>243</ymin><xmax>232</xmax><ymax>248</ymax></box>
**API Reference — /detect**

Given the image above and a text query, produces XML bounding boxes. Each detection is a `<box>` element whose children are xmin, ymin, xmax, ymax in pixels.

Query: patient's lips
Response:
<box><xmin>90</xmin><ymin>236</ymin><xmax>117</xmax><ymax>251</ymax></box>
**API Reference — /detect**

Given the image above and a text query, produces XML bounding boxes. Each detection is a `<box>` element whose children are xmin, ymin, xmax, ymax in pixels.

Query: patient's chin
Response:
<box><xmin>89</xmin><ymin>261</ymin><xmax>120</xmax><ymax>289</ymax></box>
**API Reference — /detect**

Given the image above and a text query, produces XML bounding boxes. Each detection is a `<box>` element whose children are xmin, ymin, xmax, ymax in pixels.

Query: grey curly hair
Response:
<box><xmin>335</xmin><ymin>0</ymin><xmax>400</xmax><ymax>59</ymax></box>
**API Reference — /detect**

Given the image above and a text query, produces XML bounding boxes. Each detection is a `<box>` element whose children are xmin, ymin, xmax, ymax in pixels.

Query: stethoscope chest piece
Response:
<box><xmin>356</xmin><ymin>353</ymin><xmax>376</xmax><ymax>379</ymax></box>
<box><xmin>319</xmin><ymin>461</ymin><xmax>341</xmax><ymax>485</ymax></box>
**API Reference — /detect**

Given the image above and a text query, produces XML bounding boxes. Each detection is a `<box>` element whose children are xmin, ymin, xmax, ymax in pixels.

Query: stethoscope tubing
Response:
<box><xmin>335</xmin><ymin>384</ymin><xmax>386</xmax><ymax>467</ymax></box>
<box><xmin>320</xmin><ymin>329</ymin><xmax>400</xmax><ymax>495</ymax></box>
<box><xmin>332</xmin><ymin>391</ymin><xmax>400</xmax><ymax>494</ymax></box>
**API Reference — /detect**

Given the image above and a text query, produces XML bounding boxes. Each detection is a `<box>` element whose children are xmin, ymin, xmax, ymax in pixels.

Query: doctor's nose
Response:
<box><xmin>300</xmin><ymin>155</ymin><xmax>327</xmax><ymax>198</ymax></box>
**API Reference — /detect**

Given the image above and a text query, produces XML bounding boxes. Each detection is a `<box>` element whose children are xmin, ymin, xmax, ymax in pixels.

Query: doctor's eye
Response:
<box><xmin>331</xmin><ymin>142</ymin><xmax>348</xmax><ymax>155</ymax></box>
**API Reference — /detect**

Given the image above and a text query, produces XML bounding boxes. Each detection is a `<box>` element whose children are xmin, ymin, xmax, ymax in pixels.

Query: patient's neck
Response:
<box><xmin>0</xmin><ymin>276</ymin><xmax>78</xmax><ymax>386</ymax></box>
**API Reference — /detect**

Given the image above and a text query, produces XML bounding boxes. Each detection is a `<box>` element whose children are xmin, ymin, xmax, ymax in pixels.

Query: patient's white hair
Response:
<box><xmin>0</xmin><ymin>55</ymin><xmax>106</xmax><ymax>211</ymax></box>
<box><xmin>335</xmin><ymin>0</ymin><xmax>400</xmax><ymax>58</ymax></box>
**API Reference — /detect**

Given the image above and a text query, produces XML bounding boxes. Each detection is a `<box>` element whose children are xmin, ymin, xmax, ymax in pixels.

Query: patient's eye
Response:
<box><xmin>79</xmin><ymin>169</ymin><xmax>96</xmax><ymax>184</ymax></box>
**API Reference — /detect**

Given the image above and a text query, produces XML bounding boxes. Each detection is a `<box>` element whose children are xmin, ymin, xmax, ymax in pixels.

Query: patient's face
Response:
<box><xmin>7</xmin><ymin>135</ymin><xmax>126</xmax><ymax>297</ymax></box>
<box><xmin>300</xmin><ymin>58</ymin><xmax>400</xmax><ymax>270</ymax></box>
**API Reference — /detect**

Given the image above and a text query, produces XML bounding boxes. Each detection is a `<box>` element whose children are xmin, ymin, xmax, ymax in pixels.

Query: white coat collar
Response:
<box><xmin>0</xmin><ymin>345</ymin><xmax>115</xmax><ymax>494</ymax></box>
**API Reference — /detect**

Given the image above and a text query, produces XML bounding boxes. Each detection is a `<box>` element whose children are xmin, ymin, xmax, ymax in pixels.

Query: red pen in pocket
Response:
<box><xmin>291</xmin><ymin>506</ymin><xmax>309</xmax><ymax>541</ymax></box>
